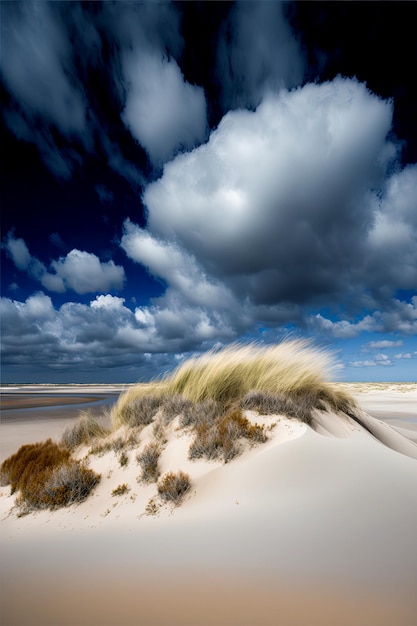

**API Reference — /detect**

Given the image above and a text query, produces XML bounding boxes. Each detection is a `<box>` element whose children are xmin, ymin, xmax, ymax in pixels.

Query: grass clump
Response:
<box><xmin>157</xmin><ymin>470</ymin><xmax>191</xmax><ymax>505</ymax></box>
<box><xmin>136</xmin><ymin>442</ymin><xmax>161</xmax><ymax>484</ymax></box>
<box><xmin>0</xmin><ymin>439</ymin><xmax>100</xmax><ymax>510</ymax></box>
<box><xmin>112</xmin><ymin>483</ymin><xmax>130</xmax><ymax>496</ymax></box>
<box><xmin>61</xmin><ymin>411</ymin><xmax>110</xmax><ymax>451</ymax></box>
<box><xmin>112</xmin><ymin>340</ymin><xmax>356</xmax><ymax>429</ymax></box>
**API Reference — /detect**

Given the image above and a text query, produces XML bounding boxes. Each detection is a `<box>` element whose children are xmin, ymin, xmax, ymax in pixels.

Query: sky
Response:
<box><xmin>1</xmin><ymin>1</ymin><xmax>416</xmax><ymax>384</ymax></box>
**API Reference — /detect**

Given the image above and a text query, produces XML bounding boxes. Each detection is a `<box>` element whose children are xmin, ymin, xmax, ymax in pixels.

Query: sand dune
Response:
<box><xmin>1</xmin><ymin>386</ymin><xmax>417</xmax><ymax>625</ymax></box>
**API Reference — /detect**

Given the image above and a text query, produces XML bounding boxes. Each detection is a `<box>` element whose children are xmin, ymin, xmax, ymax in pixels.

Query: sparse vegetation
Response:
<box><xmin>112</xmin><ymin>483</ymin><xmax>130</xmax><ymax>496</ymax></box>
<box><xmin>89</xmin><ymin>431</ymin><xmax>139</xmax><ymax>457</ymax></box>
<box><xmin>157</xmin><ymin>470</ymin><xmax>191</xmax><ymax>505</ymax></box>
<box><xmin>61</xmin><ymin>411</ymin><xmax>110</xmax><ymax>451</ymax></box>
<box><xmin>119</xmin><ymin>451</ymin><xmax>129</xmax><ymax>467</ymax></box>
<box><xmin>0</xmin><ymin>439</ymin><xmax>100</xmax><ymax>510</ymax></box>
<box><xmin>136</xmin><ymin>442</ymin><xmax>161</xmax><ymax>484</ymax></box>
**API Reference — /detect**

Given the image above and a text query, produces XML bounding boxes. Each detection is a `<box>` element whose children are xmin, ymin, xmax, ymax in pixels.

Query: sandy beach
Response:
<box><xmin>1</xmin><ymin>382</ymin><xmax>416</xmax><ymax>626</ymax></box>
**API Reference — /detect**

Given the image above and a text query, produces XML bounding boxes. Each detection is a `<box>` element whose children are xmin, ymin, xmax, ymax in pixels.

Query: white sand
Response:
<box><xmin>1</xmin><ymin>386</ymin><xmax>417</xmax><ymax>625</ymax></box>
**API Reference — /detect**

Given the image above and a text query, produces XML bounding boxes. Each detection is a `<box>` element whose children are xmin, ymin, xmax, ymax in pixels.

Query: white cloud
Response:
<box><xmin>366</xmin><ymin>340</ymin><xmax>403</xmax><ymax>349</ymax></box>
<box><xmin>48</xmin><ymin>250</ymin><xmax>125</xmax><ymax>295</ymax></box>
<box><xmin>119</xmin><ymin>77</ymin><xmax>417</xmax><ymax>353</ymax></box>
<box><xmin>4</xmin><ymin>233</ymin><xmax>125</xmax><ymax>295</ymax></box>
<box><xmin>349</xmin><ymin>354</ymin><xmax>393</xmax><ymax>368</ymax></box>
<box><xmin>141</xmin><ymin>78</ymin><xmax>393</xmax><ymax>307</ymax></box>
<box><xmin>122</xmin><ymin>52</ymin><xmax>207</xmax><ymax>164</ymax></box>
<box><xmin>3</xmin><ymin>233</ymin><xmax>31</xmax><ymax>270</ymax></box>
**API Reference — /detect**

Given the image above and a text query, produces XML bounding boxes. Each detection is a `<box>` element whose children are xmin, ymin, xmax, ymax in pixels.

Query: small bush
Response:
<box><xmin>40</xmin><ymin>462</ymin><xmax>100</xmax><ymax>508</ymax></box>
<box><xmin>136</xmin><ymin>442</ymin><xmax>161</xmax><ymax>484</ymax></box>
<box><xmin>119</xmin><ymin>451</ymin><xmax>129</xmax><ymax>467</ymax></box>
<box><xmin>157</xmin><ymin>471</ymin><xmax>191</xmax><ymax>505</ymax></box>
<box><xmin>112</xmin><ymin>483</ymin><xmax>129</xmax><ymax>496</ymax></box>
<box><xmin>0</xmin><ymin>439</ymin><xmax>70</xmax><ymax>493</ymax></box>
<box><xmin>189</xmin><ymin>408</ymin><xmax>267</xmax><ymax>462</ymax></box>
<box><xmin>0</xmin><ymin>439</ymin><xmax>100</xmax><ymax>510</ymax></box>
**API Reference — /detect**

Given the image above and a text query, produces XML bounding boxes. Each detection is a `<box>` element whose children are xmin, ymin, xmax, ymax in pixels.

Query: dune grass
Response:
<box><xmin>60</xmin><ymin>411</ymin><xmax>110</xmax><ymax>451</ymax></box>
<box><xmin>112</xmin><ymin>340</ymin><xmax>355</xmax><ymax>429</ymax></box>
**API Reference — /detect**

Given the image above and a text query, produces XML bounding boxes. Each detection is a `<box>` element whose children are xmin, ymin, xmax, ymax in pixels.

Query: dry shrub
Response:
<box><xmin>136</xmin><ymin>442</ymin><xmax>161</xmax><ymax>484</ymax></box>
<box><xmin>40</xmin><ymin>462</ymin><xmax>100</xmax><ymax>508</ymax></box>
<box><xmin>119</xmin><ymin>451</ymin><xmax>129</xmax><ymax>467</ymax></box>
<box><xmin>160</xmin><ymin>394</ymin><xmax>193</xmax><ymax>424</ymax></box>
<box><xmin>89</xmin><ymin>431</ymin><xmax>139</xmax><ymax>457</ymax></box>
<box><xmin>1</xmin><ymin>439</ymin><xmax>70</xmax><ymax>493</ymax></box>
<box><xmin>189</xmin><ymin>408</ymin><xmax>267</xmax><ymax>462</ymax></box>
<box><xmin>180</xmin><ymin>398</ymin><xmax>221</xmax><ymax>428</ymax></box>
<box><xmin>157</xmin><ymin>470</ymin><xmax>191</xmax><ymax>505</ymax></box>
<box><xmin>61</xmin><ymin>411</ymin><xmax>110</xmax><ymax>451</ymax></box>
<box><xmin>112</xmin><ymin>483</ymin><xmax>129</xmax><ymax>496</ymax></box>
<box><xmin>0</xmin><ymin>439</ymin><xmax>100</xmax><ymax>510</ymax></box>
<box><xmin>121</xmin><ymin>394</ymin><xmax>165</xmax><ymax>428</ymax></box>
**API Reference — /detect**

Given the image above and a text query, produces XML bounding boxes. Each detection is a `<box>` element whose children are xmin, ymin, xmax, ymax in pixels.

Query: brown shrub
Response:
<box><xmin>0</xmin><ymin>439</ymin><xmax>100</xmax><ymax>510</ymax></box>
<box><xmin>157</xmin><ymin>470</ymin><xmax>191</xmax><ymax>505</ymax></box>
<box><xmin>112</xmin><ymin>483</ymin><xmax>130</xmax><ymax>496</ymax></box>
<box><xmin>189</xmin><ymin>408</ymin><xmax>267</xmax><ymax>462</ymax></box>
<box><xmin>136</xmin><ymin>442</ymin><xmax>161</xmax><ymax>484</ymax></box>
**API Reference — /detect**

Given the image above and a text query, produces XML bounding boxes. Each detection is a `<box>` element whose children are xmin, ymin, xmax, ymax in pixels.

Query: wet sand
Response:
<box><xmin>0</xmin><ymin>389</ymin><xmax>122</xmax><ymax>462</ymax></box>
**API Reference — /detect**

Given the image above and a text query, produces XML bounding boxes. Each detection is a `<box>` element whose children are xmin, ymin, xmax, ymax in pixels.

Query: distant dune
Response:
<box><xmin>1</xmin><ymin>342</ymin><xmax>416</xmax><ymax>626</ymax></box>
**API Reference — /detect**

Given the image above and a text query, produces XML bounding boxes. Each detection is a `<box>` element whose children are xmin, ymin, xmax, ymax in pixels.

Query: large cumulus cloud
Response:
<box><xmin>123</xmin><ymin>78</ymin><xmax>409</xmax><ymax>314</ymax></box>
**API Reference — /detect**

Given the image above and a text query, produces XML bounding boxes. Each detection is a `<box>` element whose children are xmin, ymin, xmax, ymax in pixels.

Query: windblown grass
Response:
<box><xmin>112</xmin><ymin>340</ymin><xmax>355</xmax><ymax>429</ymax></box>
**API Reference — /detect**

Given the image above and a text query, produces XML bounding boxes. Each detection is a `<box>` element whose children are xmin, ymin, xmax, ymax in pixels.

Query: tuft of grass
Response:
<box><xmin>157</xmin><ymin>470</ymin><xmax>191</xmax><ymax>505</ymax></box>
<box><xmin>112</xmin><ymin>340</ymin><xmax>356</xmax><ymax>429</ymax></box>
<box><xmin>61</xmin><ymin>411</ymin><xmax>110</xmax><ymax>451</ymax></box>
<box><xmin>136</xmin><ymin>442</ymin><xmax>161</xmax><ymax>484</ymax></box>
<box><xmin>112</xmin><ymin>483</ymin><xmax>130</xmax><ymax>496</ymax></box>
<box><xmin>119</xmin><ymin>451</ymin><xmax>129</xmax><ymax>467</ymax></box>
<box><xmin>0</xmin><ymin>439</ymin><xmax>100</xmax><ymax>510</ymax></box>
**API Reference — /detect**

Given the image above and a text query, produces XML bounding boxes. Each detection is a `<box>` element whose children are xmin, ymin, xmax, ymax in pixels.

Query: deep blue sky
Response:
<box><xmin>1</xmin><ymin>1</ymin><xmax>416</xmax><ymax>383</ymax></box>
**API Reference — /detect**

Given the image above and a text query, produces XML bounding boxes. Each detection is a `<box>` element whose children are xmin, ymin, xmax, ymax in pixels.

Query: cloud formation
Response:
<box><xmin>122</xmin><ymin>53</ymin><xmax>207</xmax><ymax>164</ymax></box>
<box><xmin>217</xmin><ymin>1</ymin><xmax>304</xmax><ymax>110</ymax></box>
<box><xmin>121</xmin><ymin>79</ymin><xmax>413</xmax><ymax>333</ymax></box>
<box><xmin>4</xmin><ymin>233</ymin><xmax>125</xmax><ymax>295</ymax></box>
